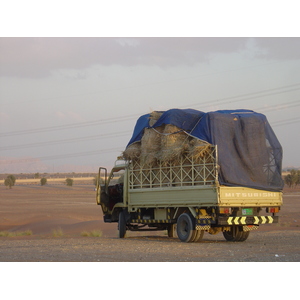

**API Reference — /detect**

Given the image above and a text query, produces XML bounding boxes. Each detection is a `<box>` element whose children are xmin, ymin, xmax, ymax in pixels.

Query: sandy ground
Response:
<box><xmin>0</xmin><ymin>184</ymin><xmax>299</xmax><ymax>262</ymax></box>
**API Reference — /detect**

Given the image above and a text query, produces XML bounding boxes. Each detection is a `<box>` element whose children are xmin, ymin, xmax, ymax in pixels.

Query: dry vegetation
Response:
<box><xmin>122</xmin><ymin>111</ymin><xmax>211</xmax><ymax>166</ymax></box>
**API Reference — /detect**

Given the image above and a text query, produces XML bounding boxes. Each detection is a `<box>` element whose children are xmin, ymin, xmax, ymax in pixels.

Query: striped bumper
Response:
<box><xmin>131</xmin><ymin>219</ymin><xmax>172</xmax><ymax>224</ymax></box>
<box><xmin>218</xmin><ymin>215</ymin><xmax>279</xmax><ymax>226</ymax></box>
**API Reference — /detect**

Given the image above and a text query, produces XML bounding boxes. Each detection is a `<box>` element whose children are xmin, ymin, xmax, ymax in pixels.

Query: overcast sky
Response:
<box><xmin>1</xmin><ymin>37</ymin><xmax>300</xmax><ymax>173</ymax></box>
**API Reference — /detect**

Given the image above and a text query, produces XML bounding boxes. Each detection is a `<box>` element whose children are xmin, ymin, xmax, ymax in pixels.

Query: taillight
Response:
<box><xmin>219</xmin><ymin>207</ymin><xmax>232</xmax><ymax>214</ymax></box>
<box><xmin>267</xmin><ymin>207</ymin><xmax>280</xmax><ymax>213</ymax></box>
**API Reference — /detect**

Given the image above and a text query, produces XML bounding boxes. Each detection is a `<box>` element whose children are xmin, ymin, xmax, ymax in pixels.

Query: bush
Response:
<box><xmin>81</xmin><ymin>230</ymin><xmax>103</xmax><ymax>237</ymax></box>
<box><xmin>285</xmin><ymin>169</ymin><xmax>300</xmax><ymax>187</ymax></box>
<box><xmin>52</xmin><ymin>228</ymin><xmax>64</xmax><ymax>237</ymax></box>
<box><xmin>40</xmin><ymin>177</ymin><xmax>47</xmax><ymax>186</ymax></box>
<box><xmin>7</xmin><ymin>175</ymin><xmax>16</xmax><ymax>185</ymax></box>
<box><xmin>4</xmin><ymin>175</ymin><xmax>16</xmax><ymax>189</ymax></box>
<box><xmin>0</xmin><ymin>230</ymin><xmax>32</xmax><ymax>237</ymax></box>
<box><xmin>65</xmin><ymin>178</ymin><xmax>74</xmax><ymax>186</ymax></box>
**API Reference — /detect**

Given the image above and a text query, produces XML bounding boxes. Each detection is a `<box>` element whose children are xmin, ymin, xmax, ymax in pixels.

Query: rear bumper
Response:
<box><xmin>217</xmin><ymin>215</ymin><xmax>279</xmax><ymax>226</ymax></box>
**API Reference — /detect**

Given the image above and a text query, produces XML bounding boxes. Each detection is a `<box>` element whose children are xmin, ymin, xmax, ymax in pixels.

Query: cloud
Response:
<box><xmin>0</xmin><ymin>112</ymin><xmax>10</xmax><ymax>123</ymax></box>
<box><xmin>254</xmin><ymin>37</ymin><xmax>300</xmax><ymax>60</ymax></box>
<box><xmin>0</xmin><ymin>37</ymin><xmax>299</xmax><ymax>78</ymax></box>
<box><xmin>0</xmin><ymin>38</ymin><xmax>247</xmax><ymax>78</ymax></box>
<box><xmin>55</xmin><ymin>111</ymin><xmax>85</xmax><ymax>122</ymax></box>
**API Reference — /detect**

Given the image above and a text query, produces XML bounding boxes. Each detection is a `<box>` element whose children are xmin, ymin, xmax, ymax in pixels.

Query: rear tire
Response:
<box><xmin>223</xmin><ymin>226</ymin><xmax>249</xmax><ymax>242</ymax></box>
<box><xmin>177</xmin><ymin>213</ymin><xmax>195</xmax><ymax>243</ymax></box>
<box><xmin>193</xmin><ymin>230</ymin><xmax>204</xmax><ymax>242</ymax></box>
<box><xmin>168</xmin><ymin>224</ymin><xmax>177</xmax><ymax>238</ymax></box>
<box><xmin>118</xmin><ymin>211</ymin><xmax>127</xmax><ymax>238</ymax></box>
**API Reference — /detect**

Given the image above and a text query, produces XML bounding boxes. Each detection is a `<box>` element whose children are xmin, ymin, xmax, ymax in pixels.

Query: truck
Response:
<box><xmin>96</xmin><ymin>109</ymin><xmax>284</xmax><ymax>242</ymax></box>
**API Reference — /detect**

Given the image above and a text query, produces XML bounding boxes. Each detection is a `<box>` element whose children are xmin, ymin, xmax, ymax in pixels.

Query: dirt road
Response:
<box><xmin>1</xmin><ymin>230</ymin><xmax>299</xmax><ymax>262</ymax></box>
<box><xmin>0</xmin><ymin>185</ymin><xmax>299</xmax><ymax>262</ymax></box>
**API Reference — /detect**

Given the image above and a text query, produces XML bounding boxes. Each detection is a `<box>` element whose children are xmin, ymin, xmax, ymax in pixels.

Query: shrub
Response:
<box><xmin>284</xmin><ymin>169</ymin><xmax>300</xmax><ymax>187</ymax></box>
<box><xmin>23</xmin><ymin>230</ymin><xmax>33</xmax><ymax>236</ymax></box>
<box><xmin>65</xmin><ymin>178</ymin><xmax>74</xmax><ymax>186</ymax></box>
<box><xmin>7</xmin><ymin>175</ymin><xmax>16</xmax><ymax>185</ymax></box>
<box><xmin>40</xmin><ymin>177</ymin><xmax>47</xmax><ymax>186</ymax></box>
<box><xmin>81</xmin><ymin>230</ymin><xmax>102</xmax><ymax>237</ymax></box>
<box><xmin>0</xmin><ymin>230</ymin><xmax>32</xmax><ymax>237</ymax></box>
<box><xmin>4</xmin><ymin>175</ymin><xmax>16</xmax><ymax>189</ymax></box>
<box><xmin>4</xmin><ymin>178</ymin><xmax>13</xmax><ymax>189</ymax></box>
<box><xmin>52</xmin><ymin>228</ymin><xmax>64</xmax><ymax>237</ymax></box>
<box><xmin>90</xmin><ymin>230</ymin><xmax>103</xmax><ymax>237</ymax></box>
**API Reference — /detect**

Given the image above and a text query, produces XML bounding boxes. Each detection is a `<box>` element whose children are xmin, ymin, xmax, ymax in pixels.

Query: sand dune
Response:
<box><xmin>1</xmin><ymin>184</ymin><xmax>300</xmax><ymax>241</ymax></box>
<box><xmin>0</xmin><ymin>185</ymin><xmax>117</xmax><ymax>237</ymax></box>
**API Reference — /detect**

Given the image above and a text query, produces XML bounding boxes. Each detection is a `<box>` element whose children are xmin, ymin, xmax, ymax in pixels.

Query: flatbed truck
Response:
<box><xmin>96</xmin><ymin>148</ymin><xmax>282</xmax><ymax>242</ymax></box>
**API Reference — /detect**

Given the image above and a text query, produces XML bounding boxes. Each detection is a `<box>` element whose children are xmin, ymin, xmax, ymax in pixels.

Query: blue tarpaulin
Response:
<box><xmin>126</xmin><ymin>108</ymin><xmax>284</xmax><ymax>191</ymax></box>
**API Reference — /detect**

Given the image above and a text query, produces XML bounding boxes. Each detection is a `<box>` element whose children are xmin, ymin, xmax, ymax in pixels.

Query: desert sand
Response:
<box><xmin>0</xmin><ymin>183</ymin><xmax>299</xmax><ymax>262</ymax></box>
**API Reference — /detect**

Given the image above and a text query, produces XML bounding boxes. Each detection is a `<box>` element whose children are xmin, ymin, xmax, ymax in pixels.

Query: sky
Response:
<box><xmin>0</xmin><ymin>37</ymin><xmax>300</xmax><ymax>173</ymax></box>
<box><xmin>0</xmin><ymin>1</ymin><xmax>300</xmax><ymax>174</ymax></box>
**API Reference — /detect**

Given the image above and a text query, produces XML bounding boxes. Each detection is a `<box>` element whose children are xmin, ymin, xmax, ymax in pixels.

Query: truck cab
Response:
<box><xmin>96</xmin><ymin>160</ymin><xmax>128</xmax><ymax>223</ymax></box>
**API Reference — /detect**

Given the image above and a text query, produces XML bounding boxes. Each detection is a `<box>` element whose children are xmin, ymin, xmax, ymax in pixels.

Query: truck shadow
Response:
<box><xmin>117</xmin><ymin>235</ymin><xmax>228</xmax><ymax>244</ymax></box>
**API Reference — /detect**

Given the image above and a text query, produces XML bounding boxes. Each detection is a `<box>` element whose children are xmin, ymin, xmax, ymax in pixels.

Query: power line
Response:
<box><xmin>0</xmin><ymin>114</ymin><xmax>139</xmax><ymax>137</ymax></box>
<box><xmin>182</xmin><ymin>84</ymin><xmax>300</xmax><ymax>110</ymax></box>
<box><xmin>1</xmin><ymin>99</ymin><xmax>299</xmax><ymax>152</ymax></box>
<box><xmin>257</xmin><ymin>100</ymin><xmax>300</xmax><ymax>113</ymax></box>
<box><xmin>1</xmin><ymin>114</ymin><xmax>299</xmax><ymax>165</ymax></box>
<box><xmin>0</xmin><ymin>147</ymin><xmax>123</xmax><ymax>164</ymax></box>
<box><xmin>0</xmin><ymin>130</ymin><xmax>131</xmax><ymax>151</ymax></box>
<box><xmin>1</xmin><ymin>83</ymin><xmax>300</xmax><ymax>138</ymax></box>
<box><xmin>272</xmin><ymin>117</ymin><xmax>300</xmax><ymax>127</ymax></box>
<box><xmin>1</xmin><ymin>113</ymin><xmax>299</xmax><ymax>153</ymax></box>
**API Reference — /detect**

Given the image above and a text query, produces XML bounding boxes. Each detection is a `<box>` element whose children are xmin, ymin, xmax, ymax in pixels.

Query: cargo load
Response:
<box><xmin>123</xmin><ymin>108</ymin><xmax>283</xmax><ymax>191</ymax></box>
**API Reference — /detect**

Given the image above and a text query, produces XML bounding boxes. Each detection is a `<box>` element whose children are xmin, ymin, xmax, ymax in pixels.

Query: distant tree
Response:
<box><xmin>65</xmin><ymin>178</ymin><xmax>74</xmax><ymax>186</ymax></box>
<box><xmin>7</xmin><ymin>175</ymin><xmax>16</xmax><ymax>185</ymax></box>
<box><xmin>40</xmin><ymin>177</ymin><xmax>47</xmax><ymax>186</ymax></box>
<box><xmin>296</xmin><ymin>170</ymin><xmax>300</xmax><ymax>186</ymax></box>
<box><xmin>4</xmin><ymin>175</ymin><xmax>16</xmax><ymax>189</ymax></box>
<box><xmin>34</xmin><ymin>173</ymin><xmax>40</xmax><ymax>179</ymax></box>
<box><xmin>4</xmin><ymin>177</ymin><xmax>14</xmax><ymax>189</ymax></box>
<box><xmin>284</xmin><ymin>169</ymin><xmax>300</xmax><ymax>188</ymax></box>
<box><xmin>284</xmin><ymin>174</ymin><xmax>293</xmax><ymax>187</ymax></box>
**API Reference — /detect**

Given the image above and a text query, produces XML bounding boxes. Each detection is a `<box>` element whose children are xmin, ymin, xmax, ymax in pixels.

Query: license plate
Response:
<box><xmin>242</xmin><ymin>208</ymin><xmax>253</xmax><ymax>215</ymax></box>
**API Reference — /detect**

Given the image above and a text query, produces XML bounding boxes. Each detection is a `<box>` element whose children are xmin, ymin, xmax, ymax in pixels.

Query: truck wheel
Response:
<box><xmin>238</xmin><ymin>231</ymin><xmax>250</xmax><ymax>242</ymax></box>
<box><xmin>223</xmin><ymin>226</ymin><xmax>250</xmax><ymax>242</ymax></box>
<box><xmin>177</xmin><ymin>213</ymin><xmax>195</xmax><ymax>242</ymax></box>
<box><xmin>167</xmin><ymin>224</ymin><xmax>177</xmax><ymax>238</ymax></box>
<box><xmin>193</xmin><ymin>230</ymin><xmax>204</xmax><ymax>242</ymax></box>
<box><xmin>118</xmin><ymin>211</ymin><xmax>127</xmax><ymax>238</ymax></box>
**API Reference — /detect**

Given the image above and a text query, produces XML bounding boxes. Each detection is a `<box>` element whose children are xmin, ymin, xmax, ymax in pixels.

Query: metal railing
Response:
<box><xmin>129</xmin><ymin>146</ymin><xmax>217</xmax><ymax>189</ymax></box>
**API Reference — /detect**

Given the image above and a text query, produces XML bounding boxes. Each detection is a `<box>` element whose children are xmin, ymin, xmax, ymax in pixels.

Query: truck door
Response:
<box><xmin>96</xmin><ymin>167</ymin><xmax>110</xmax><ymax>214</ymax></box>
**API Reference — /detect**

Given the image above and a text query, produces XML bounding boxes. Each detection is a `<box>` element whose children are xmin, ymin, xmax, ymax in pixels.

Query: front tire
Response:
<box><xmin>118</xmin><ymin>210</ymin><xmax>127</xmax><ymax>238</ymax></box>
<box><xmin>223</xmin><ymin>226</ymin><xmax>250</xmax><ymax>242</ymax></box>
<box><xmin>177</xmin><ymin>213</ymin><xmax>195</xmax><ymax>243</ymax></box>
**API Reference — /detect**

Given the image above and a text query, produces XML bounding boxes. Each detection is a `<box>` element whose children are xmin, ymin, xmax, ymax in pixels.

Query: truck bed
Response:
<box><xmin>127</xmin><ymin>147</ymin><xmax>282</xmax><ymax>210</ymax></box>
<box><xmin>128</xmin><ymin>185</ymin><xmax>282</xmax><ymax>210</ymax></box>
